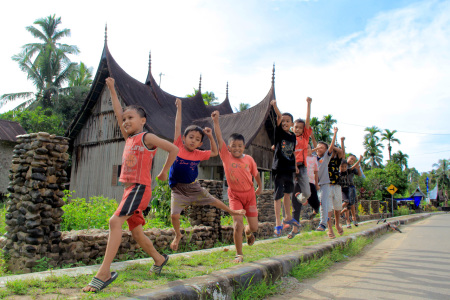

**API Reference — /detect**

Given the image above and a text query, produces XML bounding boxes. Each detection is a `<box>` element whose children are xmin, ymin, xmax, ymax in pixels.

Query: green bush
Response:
<box><xmin>61</xmin><ymin>191</ymin><xmax>118</xmax><ymax>231</ymax></box>
<box><xmin>0</xmin><ymin>204</ymin><xmax>7</xmax><ymax>236</ymax></box>
<box><xmin>151</xmin><ymin>178</ymin><xmax>172</xmax><ymax>226</ymax></box>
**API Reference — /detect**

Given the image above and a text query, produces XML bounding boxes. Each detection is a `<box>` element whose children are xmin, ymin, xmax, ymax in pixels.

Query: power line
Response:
<box><xmin>409</xmin><ymin>149</ymin><xmax>450</xmax><ymax>156</ymax></box>
<box><xmin>339</xmin><ymin>122</ymin><xmax>450</xmax><ymax>136</ymax></box>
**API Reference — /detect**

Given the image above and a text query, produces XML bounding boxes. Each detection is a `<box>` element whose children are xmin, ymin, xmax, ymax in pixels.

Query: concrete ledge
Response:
<box><xmin>123</xmin><ymin>213</ymin><xmax>432</xmax><ymax>299</ymax></box>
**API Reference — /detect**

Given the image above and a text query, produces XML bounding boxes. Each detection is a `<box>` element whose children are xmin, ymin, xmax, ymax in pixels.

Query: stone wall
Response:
<box><xmin>257</xmin><ymin>190</ymin><xmax>275</xmax><ymax>223</ymax></box>
<box><xmin>3</xmin><ymin>133</ymin><xmax>69</xmax><ymax>273</ymax></box>
<box><xmin>186</xmin><ymin>180</ymin><xmax>223</xmax><ymax>241</ymax></box>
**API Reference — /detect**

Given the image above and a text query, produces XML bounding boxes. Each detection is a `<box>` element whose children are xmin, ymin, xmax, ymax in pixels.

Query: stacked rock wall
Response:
<box><xmin>4</xmin><ymin>133</ymin><xmax>69</xmax><ymax>273</ymax></box>
<box><xmin>186</xmin><ymin>180</ymin><xmax>223</xmax><ymax>241</ymax></box>
<box><xmin>257</xmin><ymin>190</ymin><xmax>275</xmax><ymax>223</ymax></box>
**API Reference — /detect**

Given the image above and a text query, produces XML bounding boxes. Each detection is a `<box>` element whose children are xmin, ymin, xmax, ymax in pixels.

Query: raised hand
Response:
<box><xmin>306</xmin><ymin>97</ymin><xmax>312</xmax><ymax>103</ymax></box>
<box><xmin>211</xmin><ymin>110</ymin><xmax>219</xmax><ymax>122</ymax></box>
<box><xmin>175</xmin><ymin>98</ymin><xmax>181</xmax><ymax>108</ymax></box>
<box><xmin>105</xmin><ymin>77</ymin><xmax>115</xmax><ymax>89</ymax></box>
<box><xmin>333</xmin><ymin>127</ymin><xmax>338</xmax><ymax>134</ymax></box>
<box><xmin>270</xmin><ymin>100</ymin><xmax>277</xmax><ymax>106</ymax></box>
<box><xmin>203</xmin><ymin>127</ymin><xmax>213</xmax><ymax>136</ymax></box>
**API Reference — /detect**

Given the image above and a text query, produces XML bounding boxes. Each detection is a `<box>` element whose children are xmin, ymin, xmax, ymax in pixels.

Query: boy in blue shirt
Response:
<box><xmin>169</xmin><ymin>99</ymin><xmax>245</xmax><ymax>251</ymax></box>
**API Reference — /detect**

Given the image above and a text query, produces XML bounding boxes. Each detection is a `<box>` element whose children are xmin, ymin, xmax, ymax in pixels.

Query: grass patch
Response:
<box><xmin>0</xmin><ymin>222</ymin><xmax>376</xmax><ymax>299</ymax></box>
<box><xmin>290</xmin><ymin>236</ymin><xmax>373</xmax><ymax>281</ymax></box>
<box><xmin>232</xmin><ymin>277</ymin><xmax>281</xmax><ymax>300</ymax></box>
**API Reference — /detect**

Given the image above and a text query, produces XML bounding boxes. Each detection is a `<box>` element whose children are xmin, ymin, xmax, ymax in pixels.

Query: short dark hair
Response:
<box><xmin>318</xmin><ymin>141</ymin><xmax>328</xmax><ymax>148</ymax></box>
<box><xmin>348</xmin><ymin>154</ymin><xmax>357</xmax><ymax>159</ymax></box>
<box><xmin>184</xmin><ymin>125</ymin><xmax>205</xmax><ymax>141</ymax></box>
<box><xmin>341</xmin><ymin>159</ymin><xmax>348</xmax><ymax>166</ymax></box>
<box><xmin>124</xmin><ymin>105</ymin><xmax>147</xmax><ymax>118</ymax></box>
<box><xmin>294</xmin><ymin>118</ymin><xmax>305</xmax><ymax>125</ymax></box>
<box><xmin>282</xmin><ymin>112</ymin><xmax>294</xmax><ymax>123</ymax></box>
<box><xmin>228</xmin><ymin>133</ymin><xmax>245</xmax><ymax>144</ymax></box>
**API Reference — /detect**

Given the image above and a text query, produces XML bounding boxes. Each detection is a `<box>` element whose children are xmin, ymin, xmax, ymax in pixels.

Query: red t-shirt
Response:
<box><xmin>119</xmin><ymin>132</ymin><xmax>157</xmax><ymax>186</ymax></box>
<box><xmin>294</xmin><ymin>127</ymin><xmax>312</xmax><ymax>166</ymax></box>
<box><xmin>219</xmin><ymin>141</ymin><xmax>258</xmax><ymax>192</ymax></box>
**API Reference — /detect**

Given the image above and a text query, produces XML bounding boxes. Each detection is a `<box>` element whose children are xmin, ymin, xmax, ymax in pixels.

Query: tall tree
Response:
<box><xmin>381</xmin><ymin>129</ymin><xmax>401</xmax><ymax>160</ymax></box>
<box><xmin>392</xmin><ymin>150</ymin><xmax>409</xmax><ymax>170</ymax></box>
<box><xmin>364</xmin><ymin>126</ymin><xmax>382</xmax><ymax>143</ymax></box>
<box><xmin>433</xmin><ymin>158</ymin><xmax>450</xmax><ymax>191</ymax></box>
<box><xmin>0</xmin><ymin>15</ymin><xmax>79</xmax><ymax>110</ymax></box>
<box><xmin>363</xmin><ymin>138</ymin><xmax>384</xmax><ymax>169</ymax></box>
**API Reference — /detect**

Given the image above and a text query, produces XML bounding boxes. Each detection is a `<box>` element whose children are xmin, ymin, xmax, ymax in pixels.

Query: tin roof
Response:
<box><xmin>0</xmin><ymin>119</ymin><xmax>26</xmax><ymax>142</ymax></box>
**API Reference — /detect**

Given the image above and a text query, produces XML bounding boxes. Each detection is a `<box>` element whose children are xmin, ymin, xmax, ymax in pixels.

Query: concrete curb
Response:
<box><xmin>122</xmin><ymin>213</ymin><xmax>432</xmax><ymax>300</ymax></box>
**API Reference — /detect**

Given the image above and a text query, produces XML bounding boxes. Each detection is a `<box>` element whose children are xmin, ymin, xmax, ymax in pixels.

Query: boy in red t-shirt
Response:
<box><xmin>169</xmin><ymin>99</ymin><xmax>245</xmax><ymax>251</ymax></box>
<box><xmin>83</xmin><ymin>77</ymin><xmax>179</xmax><ymax>293</ymax></box>
<box><xmin>212</xmin><ymin>111</ymin><xmax>262</xmax><ymax>263</ymax></box>
<box><xmin>285</xmin><ymin>97</ymin><xmax>312</xmax><ymax>238</ymax></box>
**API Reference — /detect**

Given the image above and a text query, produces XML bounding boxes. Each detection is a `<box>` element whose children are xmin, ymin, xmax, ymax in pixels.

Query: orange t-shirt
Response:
<box><xmin>294</xmin><ymin>127</ymin><xmax>312</xmax><ymax>166</ymax></box>
<box><xmin>119</xmin><ymin>132</ymin><xmax>157</xmax><ymax>186</ymax></box>
<box><xmin>219</xmin><ymin>141</ymin><xmax>258</xmax><ymax>192</ymax></box>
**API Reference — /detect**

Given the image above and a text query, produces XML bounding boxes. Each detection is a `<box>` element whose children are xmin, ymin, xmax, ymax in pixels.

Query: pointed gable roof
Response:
<box><xmin>66</xmin><ymin>41</ymin><xmax>275</xmax><ymax>150</ymax></box>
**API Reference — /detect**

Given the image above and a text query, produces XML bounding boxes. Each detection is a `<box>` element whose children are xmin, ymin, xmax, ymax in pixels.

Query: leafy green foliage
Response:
<box><xmin>0</xmin><ymin>204</ymin><xmax>7</xmax><ymax>236</ymax></box>
<box><xmin>0</xmin><ymin>107</ymin><xmax>64</xmax><ymax>135</ymax></box>
<box><xmin>357</xmin><ymin>162</ymin><xmax>408</xmax><ymax>200</ymax></box>
<box><xmin>60</xmin><ymin>191</ymin><xmax>119</xmax><ymax>231</ymax></box>
<box><xmin>232</xmin><ymin>277</ymin><xmax>281</xmax><ymax>300</ymax></box>
<box><xmin>151</xmin><ymin>178</ymin><xmax>172</xmax><ymax>226</ymax></box>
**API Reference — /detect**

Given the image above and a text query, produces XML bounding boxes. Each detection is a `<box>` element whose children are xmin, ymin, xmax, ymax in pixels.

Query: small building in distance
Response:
<box><xmin>66</xmin><ymin>36</ymin><xmax>277</xmax><ymax>201</ymax></box>
<box><xmin>0</xmin><ymin>120</ymin><xmax>27</xmax><ymax>197</ymax></box>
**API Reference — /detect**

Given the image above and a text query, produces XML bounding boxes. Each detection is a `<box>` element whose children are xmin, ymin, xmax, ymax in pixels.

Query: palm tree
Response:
<box><xmin>186</xmin><ymin>89</ymin><xmax>219</xmax><ymax>105</ymax></box>
<box><xmin>364</xmin><ymin>126</ymin><xmax>381</xmax><ymax>143</ymax></box>
<box><xmin>309</xmin><ymin>117</ymin><xmax>321</xmax><ymax>139</ymax></box>
<box><xmin>321</xmin><ymin>114</ymin><xmax>337</xmax><ymax>132</ymax></box>
<box><xmin>433</xmin><ymin>159</ymin><xmax>450</xmax><ymax>191</ymax></box>
<box><xmin>238</xmin><ymin>103</ymin><xmax>250</xmax><ymax>111</ymax></box>
<box><xmin>64</xmin><ymin>62</ymin><xmax>93</xmax><ymax>96</ymax></box>
<box><xmin>363</xmin><ymin>138</ymin><xmax>384</xmax><ymax>168</ymax></box>
<box><xmin>0</xmin><ymin>15</ymin><xmax>79</xmax><ymax>110</ymax></box>
<box><xmin>392</xmin><ymin>150</ymin><xmax>409</xmax><ymax>170</ymax></box>
<box><xmin>381</xmin><ymin>129</ymin><xmax>401</xmax><ymax>160</ymax></box>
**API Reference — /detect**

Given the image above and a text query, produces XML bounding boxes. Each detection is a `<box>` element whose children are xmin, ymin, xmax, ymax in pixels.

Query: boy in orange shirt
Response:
<box><xmin>212</xmin><ymin>111</ymin><xmax>262</xmax><ymax>263</ymax></box>
<box><xmin>285</xmin><ymin>97</ymin><xmax>312</xmax><ymax>238</ymax></box>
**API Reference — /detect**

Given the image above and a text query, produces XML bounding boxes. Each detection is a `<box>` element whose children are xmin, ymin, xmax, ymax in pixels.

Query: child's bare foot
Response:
<box><xmin>170</xmin><ymin>234</ymin><xmax>183</xmax><ymax>251</ymax></box>
<box><xmin>327</xmin><ymin>230</ymin><xmax>336</xmax><ymax>239</ymax></box>
<box><xmin>336</xmin><ymin>225</ymin><xmax>344</xmax><ymax>236</ymax></box>
<box><xmin>230</xmin><ymin>209</ymin><xmax>245</xmax><ymax>216</ymax></box>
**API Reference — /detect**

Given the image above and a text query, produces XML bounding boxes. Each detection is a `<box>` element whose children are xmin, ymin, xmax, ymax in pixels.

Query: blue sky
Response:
<box><xmin>1</xmin><ymin>0</ymin><xmax>449</xmax><ymax>173</ymax></box>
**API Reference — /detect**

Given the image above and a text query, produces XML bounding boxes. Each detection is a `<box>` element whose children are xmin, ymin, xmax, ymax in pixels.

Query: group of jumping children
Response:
<box><xmin>83</xmin><ymin>77</ymin><xmax>363</xmax><ymax>293</ymax></box>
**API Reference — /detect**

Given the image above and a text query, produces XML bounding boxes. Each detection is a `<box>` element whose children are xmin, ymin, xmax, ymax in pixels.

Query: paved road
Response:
<box><xmin>269</xmin><ymin>214</ymin><xmax>450</xmax><ymax>300</ymax></box>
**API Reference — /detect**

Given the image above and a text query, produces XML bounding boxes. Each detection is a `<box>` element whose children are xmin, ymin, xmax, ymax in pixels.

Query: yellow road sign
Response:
<box><xmin>387</xmin><ymin>184</ymin><xmax>398</xmax><ymax>195</ymax></box>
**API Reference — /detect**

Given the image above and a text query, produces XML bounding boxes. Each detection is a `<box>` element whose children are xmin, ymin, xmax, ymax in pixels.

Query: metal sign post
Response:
<box><xmin>387</xmin><ymin>184</ymin><xmax>398</xmax><ymax>217</ymax></box>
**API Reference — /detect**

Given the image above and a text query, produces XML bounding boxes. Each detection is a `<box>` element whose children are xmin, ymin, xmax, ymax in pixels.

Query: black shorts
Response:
<box><xmin>273</xmin><ymin>172</ymin><xmax>294</xmax><ymax>200</ymax></box>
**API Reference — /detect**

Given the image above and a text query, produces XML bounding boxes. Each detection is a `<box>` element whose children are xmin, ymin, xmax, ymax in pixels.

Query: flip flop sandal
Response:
<box><xmin>274</xmin><ymin>225</ymin><xmax>283</xmax><ymax>237</ymax></box>
<box><xmin>327</xmin><ymin>231</ymin><xmax>336</xmax><ymax>239</ymax></box>
<box><xmin>246</xmin><ymin>233</ymin><xmax>255</xmax><ymax>246</ymax></box>
<box><xmin>287</xmin><ymin>229</ymin><xmax>299</xmax><ymax>239</ymax></box>
<box><xmin>346</xmin><ymin>224</ymin><xmax>352</xmax><ymax>229</ymax></box>
<box><xmin>149</xmin><ymin>254</ymin><xmax>169</xmax><ymax>275</ymax></box>
<box><xmin>283</xmin><ymin>218</ymin><xmax>301</xmax><ymax>228</ymax></box>
<box><xmin>234</xmin><ymin>255</ymin><xmax>244</xmax><ymax>263</ymax></box>
<box><xmin>353</xmin><ymin>221</ymin><xmax>359</xmax><ymax>227</ymax></box>
<box><xmin>337</xmin><ymin>227</ymin><xmax>344</xmax><ymax>236</ymax></box>
<box><xmin>86</xmin><ymin>272</ymin><xmax>118</xmax><ymax>293</ymax></box>
<box><xmin>316</xmin><ymin>224</ymin><xmax>326</xmax><ymax>231</ymax></box>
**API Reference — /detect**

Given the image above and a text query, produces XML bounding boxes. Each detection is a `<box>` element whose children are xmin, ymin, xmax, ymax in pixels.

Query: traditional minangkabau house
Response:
<box><xmin>0</xmin><ymin>120</ymin><xmax>26</xmax><ymax>197</ymax></box>
<box><xmin>66</xmin><ymin>35</ymin><xmax>278</xmax><ymax>201</ymax></box>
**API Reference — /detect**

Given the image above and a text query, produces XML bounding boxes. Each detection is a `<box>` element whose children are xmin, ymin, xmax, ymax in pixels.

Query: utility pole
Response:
<box><xmin>159</xmin><ymin>72</ymin><xmax>165</xmax><ymax>87</ymax></box>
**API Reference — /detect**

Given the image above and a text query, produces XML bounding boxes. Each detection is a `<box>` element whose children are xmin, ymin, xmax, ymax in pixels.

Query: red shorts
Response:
<box><xmin>228</xmin><ymin>188</ymin><xmax>258</xmax><ymax>218</ymax></box>
<box><xmin>115</xmin><ymin>183</ymin><xmax>151</xmax><ymax>231</ymax></box>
